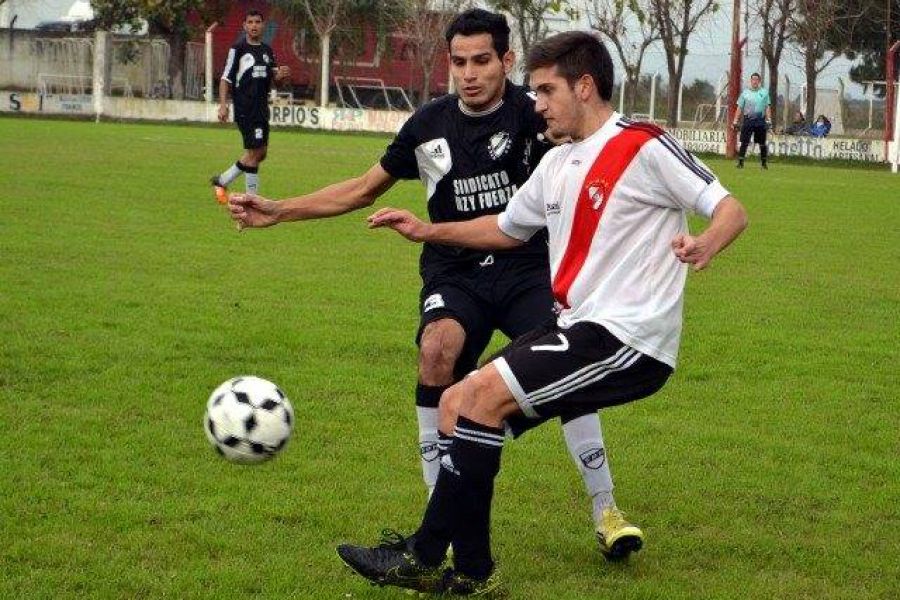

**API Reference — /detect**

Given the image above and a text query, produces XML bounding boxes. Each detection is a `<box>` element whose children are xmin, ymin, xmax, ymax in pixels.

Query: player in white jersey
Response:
<box><xmin>336</xmin><ymin>31</ymin><xmax>748</xmax><ymax>595</ymax></box>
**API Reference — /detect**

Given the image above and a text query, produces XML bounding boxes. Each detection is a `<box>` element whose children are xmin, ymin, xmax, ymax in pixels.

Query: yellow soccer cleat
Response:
<box><xmin>596</xmin><ymin>507</ymin><xmax>644</xmax><ymax>561</ymax></box>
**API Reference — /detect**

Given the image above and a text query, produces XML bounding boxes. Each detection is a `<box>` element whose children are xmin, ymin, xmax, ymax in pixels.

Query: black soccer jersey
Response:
<box><xmin>380</xmin><ymin>82</ymin><xmax>551</xmax><ymax>279</ymax></box>
<box><xmin>221</xmin><ymin>40</ymin><xmax>277</xmax><ymax>121</ymax></box>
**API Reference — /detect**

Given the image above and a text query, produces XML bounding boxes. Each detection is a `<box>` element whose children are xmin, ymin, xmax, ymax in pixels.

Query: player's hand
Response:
<box><xmin>217</xmin><ymin>105</ymin><xmax>229</xmax><ymax>123</ymax></box>
<box><xmin>228</xmin><ymin>193</ymin><xmax>280</xmax><ymax>229</ymax></box>
<box><xmin>671</xmin><ymin>233</ymin><xmax>715</xmax><ymax>271</ymax></box>
<box><xmin>367</xmin><ymin>207</ymin><xmax>429</xmax><ymax>242</ymax></box>
<box><xmin>732</xmin><ymin>121</ymin><xmax>740</xmax><ymax>131</ymax></box>
<box><xmin>275</xmin><ymin>66</ymin><xmax>291</xmax><ymax>81</ymax></box>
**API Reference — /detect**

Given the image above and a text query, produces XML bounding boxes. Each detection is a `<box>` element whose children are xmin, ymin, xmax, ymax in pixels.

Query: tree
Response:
<box><xmin>650</xmin><ymin>0</ymin><xmax>719</xmax><ymax>126</ymax></box>
<box><xmin>839</xmin><ymin>0</ymin><xmax>900</xmax><ymax>95</ymax></box>
<box><xmin>385</xmin><ymin>0</ymin><xmax>466</xmax><ymax>105</ymax></box>
<box><xmin>90</xmin><ymin>0</ymin><xmax>228</xmax><ymax>99</ymax></box>
<box><xmin>488</xmin><ymin>0</ymin><xmax>576</xmax><ymax>80</ymax></box>
<box><xmin>272</xmin><ymin>0</ymin><xmax>377</xmax><ymax>106</ymax></box>
<box><xmin>752</xmin><ymin>0</ymin><xmax>792</xmax><ymax>123</ymax></box>
<box><xmin>586</xmin><ymin>0</ymin><xmax>660</xmax><ymax>116</ymax></box>
<box><xmin>789</xmin><ymin>0</ymin><xmax>863</xmax><ymax>120</ymax></box>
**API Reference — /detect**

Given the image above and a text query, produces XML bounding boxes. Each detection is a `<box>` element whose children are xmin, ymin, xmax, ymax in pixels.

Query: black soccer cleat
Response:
<box><xmin>442</xmin><ymin>567</ymin><xmax>506</xmax><ymax>597</ymax></box>
<box><xmin>336</xmin><ymin>530</ymin><xmax>444</xmax><ymax>594</ymax></box>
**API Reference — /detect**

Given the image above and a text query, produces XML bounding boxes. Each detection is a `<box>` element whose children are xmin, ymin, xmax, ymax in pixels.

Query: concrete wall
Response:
<box><xmin>0</xmin><ymin>88</ymin><xmax>890</xmax><ymax>163</ymax></box>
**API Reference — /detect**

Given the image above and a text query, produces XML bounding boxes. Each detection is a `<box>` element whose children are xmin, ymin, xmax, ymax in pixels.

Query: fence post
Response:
<box><xmin>92</xmin><ymin>29</ymin><xmax>107</xmax><ymax>122</ymax></box>
<box><xmin>205</xmin><ymin>23</ymin><xmax>217</xmax><ymax>105</ymax></box>
<box><xmin>893</xmin><ymin>70</ymin><xmax>900</xmax><ymax>173</ymax></box>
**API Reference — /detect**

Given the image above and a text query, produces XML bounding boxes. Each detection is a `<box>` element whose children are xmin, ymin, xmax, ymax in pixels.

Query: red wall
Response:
<box><xmin>207</xmin><ymin>1</ymin><xmax>450</xmax><ymax>102</ymax></box>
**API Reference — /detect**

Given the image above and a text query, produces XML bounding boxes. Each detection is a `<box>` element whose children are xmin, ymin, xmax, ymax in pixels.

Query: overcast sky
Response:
<box><xmin>2</xmin><ymin>0</ymin><xmax>866</xmax><ymax>99</ymax></box>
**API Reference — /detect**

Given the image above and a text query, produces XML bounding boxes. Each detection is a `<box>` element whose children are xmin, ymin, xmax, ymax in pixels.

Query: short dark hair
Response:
<box><xmin>750</xmin><ymin>72</ymin><xmax>761</xmax><ymax>79</ymax></box>
<box><xmin>526</xmin><ymin>31</ymin><xmax>614</xmax><ymax>102</ymax></box>
<box><xmin>246</xmin><ymin>9</ymin><xmax>264</xmax><ymax>20</ymax></box>
<box><xmin>445</xmin><ymin>9</ymin><xmax>510</xmax><ymax>58</ymax></box>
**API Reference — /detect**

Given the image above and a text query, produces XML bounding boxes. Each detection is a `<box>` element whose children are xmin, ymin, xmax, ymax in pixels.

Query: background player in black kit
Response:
<box><xmin>211</xmin><ymin>9</ymin><xmax>289</xmax><ymax>202</ymax></box>
<box><xmin>228</xmin><ymin>9</ymin><xmax>639</xmax><ymax>558</ymax></box>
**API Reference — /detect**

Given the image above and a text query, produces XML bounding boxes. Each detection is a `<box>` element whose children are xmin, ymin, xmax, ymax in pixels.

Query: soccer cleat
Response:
<box><xmin>761</xmin><ymin>162</ymin><xmax>768</xmax><ymax>170</ymax></box>
<box><xmin>736</xmin><ymin>160</ymin><xmax>744</xmax><ymax>169</ymax></box>
<box><xmin>596</xmin><ymin>507</ymin><xmax>644</xmax><ymax>561</ymax></box>
<box><xmin>336</xmin><ymin>530</ymin><xmax>445</xmax><ymax>594</ymax></box>
<box><xmin>210</xmin><ymin>176</ymin><xmax>228</xmax><ymax>204</ymax></box>
<box><xmin>441</xmin><ymin>567</ymin><xmax>506</xmax><ymax>597</ymax></box>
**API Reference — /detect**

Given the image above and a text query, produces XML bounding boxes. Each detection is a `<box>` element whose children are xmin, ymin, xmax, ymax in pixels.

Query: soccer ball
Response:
<box><xmin>204</xmin><ymin>376</ymin><xmax>294</xmax><ymax>463</ymax></box>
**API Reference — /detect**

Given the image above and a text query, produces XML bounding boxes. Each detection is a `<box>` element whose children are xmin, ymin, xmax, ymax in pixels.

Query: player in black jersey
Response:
<box><xmin>211</xmin><ymin>9</ymin><xmax>289</xmax><ymax>202</ymax></box>
<box><xmin>228</xmin><ymin>9</ymin><xmax>633</xmax><ymax>558</ymax></box>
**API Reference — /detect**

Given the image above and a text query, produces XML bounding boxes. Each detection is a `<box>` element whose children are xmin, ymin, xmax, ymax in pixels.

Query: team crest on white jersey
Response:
<box><xmin>488</xmin><ymin>131</ymin><xmax>512</xmax><ymax>160</ymax></box>
<box><xmin>587</xmin><ymin>179</ymin><xmax>609</xmax><ymax>210</ymax></box>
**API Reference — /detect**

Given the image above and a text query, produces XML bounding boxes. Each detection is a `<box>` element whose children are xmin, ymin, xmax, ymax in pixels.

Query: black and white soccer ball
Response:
<box><xmin>204</xmin><ymin>376</ymin><xmax>294</xmax><ymax>464</ymax></box>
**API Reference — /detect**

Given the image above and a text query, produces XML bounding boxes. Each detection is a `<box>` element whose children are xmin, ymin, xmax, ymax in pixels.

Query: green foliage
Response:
<box><xmin>1</xmin><ymin>116</ymin><xmax>899</xmax><ymax>599</ymax></box>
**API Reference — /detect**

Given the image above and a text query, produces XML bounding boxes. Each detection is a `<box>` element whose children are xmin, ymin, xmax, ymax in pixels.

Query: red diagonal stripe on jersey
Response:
<box><xmin>552</xmin><ymin>127</ymin><xmax>656</xmax><ymax>308</ymax></box>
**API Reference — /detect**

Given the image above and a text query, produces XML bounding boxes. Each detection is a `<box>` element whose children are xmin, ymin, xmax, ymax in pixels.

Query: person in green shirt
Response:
<box><xmin>732</xmin><ymin>72</ymin><xmax>772</xmax><ymax>169</ymax></box>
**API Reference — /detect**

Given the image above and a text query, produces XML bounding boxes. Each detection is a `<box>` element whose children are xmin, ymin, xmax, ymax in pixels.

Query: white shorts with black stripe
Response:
<box><xmin>493</xmin><ymin>321</ymin><xmax>672</xmax><ymax>420</ymax></box>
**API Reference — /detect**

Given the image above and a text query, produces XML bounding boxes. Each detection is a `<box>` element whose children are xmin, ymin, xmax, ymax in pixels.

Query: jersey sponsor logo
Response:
<box><xmin>531</xmin><ymin>333</ymin><xmax>569</xmax><ymax>352</ymax></box>
<box><xmin>546</xmin><ymin>201</ymin><xmax>561</xmax><ymax>215</ymax></box>
<box><xmin>488</xmin><ymin>131</ymin><xmax>512</xmax><ymax>160</ymax></box>
<box><xmin>452</xmin><ymin>170</ymin><xmax>518</xmax><ymax>213</ymax></box>
<box><xmin>578</xmin><ymin>446</ymin><xmax>606</xmax><ymax>470</ymax></box>
<box><xmin>252</xmin><ymin>65</ymin><xmax>268</xmax><ymax>78</ymax></box>
<box><xmin>423</xmin><ymin>293</ymin><xmax>445</xmax><ymax>313</ymax></box>
<box><xmin>419</xmin><ymin>441</ymin><xmax>440</xmax><ymax>462</ymax></box>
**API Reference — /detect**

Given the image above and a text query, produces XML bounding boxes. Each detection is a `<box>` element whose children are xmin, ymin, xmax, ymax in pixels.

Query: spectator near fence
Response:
<box><xmin>810</xmin><ymin>115</ymin><xmax>832</xmax><ymax>138</ymax></box>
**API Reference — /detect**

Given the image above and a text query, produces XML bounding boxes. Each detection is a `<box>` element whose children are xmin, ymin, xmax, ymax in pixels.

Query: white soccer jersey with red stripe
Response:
<box><xmin>498</xmin><ymin>113</ymin><xmax>729</xmax><ymax>367</ymax></box>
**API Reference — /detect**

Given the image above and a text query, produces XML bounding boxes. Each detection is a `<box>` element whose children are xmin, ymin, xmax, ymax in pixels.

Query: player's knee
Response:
<box><xmin>458</xmin><ymin>372</ymin><xmax>505</xmax><ymax>423</ymax></box>
<box><xmin>257</xmin><ymin>148</ymin><xmax>268</xmax><ymax>162</ymax></box>
<box><xmin>438</xmin><ymin>384</ymin><xmax>463</xmax><ymax>432</ymax></box>
<box><xmin>418</xmin><ymin>325</ymin><xmax>463</xmax><ymax>384</ymax></box>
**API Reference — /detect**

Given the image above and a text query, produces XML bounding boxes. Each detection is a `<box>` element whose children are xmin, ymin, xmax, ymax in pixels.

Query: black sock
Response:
<box><xmin>413</xmin><ymin>417</ymin><xmax>503</xmax><ymax>576</ymax></box>
<box><xmin>437</xmin><ymin>430</ymin><xmax>453</xmax><ymax>458</ymax></box>
<box><xmin>449</xmin><ymin>417</ymin><xmax>504</xmax><ymax>580</ymax></box>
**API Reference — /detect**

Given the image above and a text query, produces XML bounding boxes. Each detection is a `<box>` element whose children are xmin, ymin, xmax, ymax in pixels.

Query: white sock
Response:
<box><xmin>416</xmin><ymin>406</ymin><xmax>440</xmax><ymax>497</ymax></box>
<box><xmin>218</xmin><ymin>162</ymin><xmax>243</xmax><ymax>186</ymax></box>
<box><xmin>562</xmin><ymin>412</ymin><xmax>615</xmax><ymax>526</ymax></box>
<box><xmin>245</xmin><ymin>172</ymin><xmax>259</xmax><ymax>194</ymax></box>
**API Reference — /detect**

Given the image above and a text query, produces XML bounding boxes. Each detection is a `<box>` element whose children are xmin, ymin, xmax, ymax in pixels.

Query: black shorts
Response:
<box><xmin>418</xmin><ymin>258</ymin><xmax>553</xmax><ymax>380</ymax></box>
<box><xmin>236</xmin><ymin>117</ymin><xmax>269</xmax><ymax>149</ymax></box>
<box><xmin>740</xmin><ymin>120</ymin><xmax>767</xmax><ymax>146</ymax></box>
<box><xmin>493</xmin><ymin>321</ymin><xmax>672</xmax><ymax>427</ymax></box>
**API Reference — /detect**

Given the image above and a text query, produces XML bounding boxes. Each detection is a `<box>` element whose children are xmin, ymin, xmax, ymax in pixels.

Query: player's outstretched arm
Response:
<box><xmin>671</xmin><ymin>196</ymin><xmax>748</xmax><ymax>271</ymax></box>
<box><xmin>368</xmin><ymin>209</ymin><xmax>523</xmax><ymax>250</ymax></box>
<box><xmin>228</xmin><ymin>163</ymin><xmax>397</xmax><ymax>229</ymax></box>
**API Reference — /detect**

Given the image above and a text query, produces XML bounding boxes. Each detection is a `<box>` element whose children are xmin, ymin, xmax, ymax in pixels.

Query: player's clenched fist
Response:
<box><xmin>671</xmin><ymin>233</ymin><xmax>713</xmax><ymax>271</ymax></box>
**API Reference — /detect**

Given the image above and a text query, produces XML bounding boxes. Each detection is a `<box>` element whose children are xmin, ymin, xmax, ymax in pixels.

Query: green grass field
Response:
<box><xmin>1</xmin><ymin>116</ymin><xmax>898</xmax><ymax>599</ymax></box>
